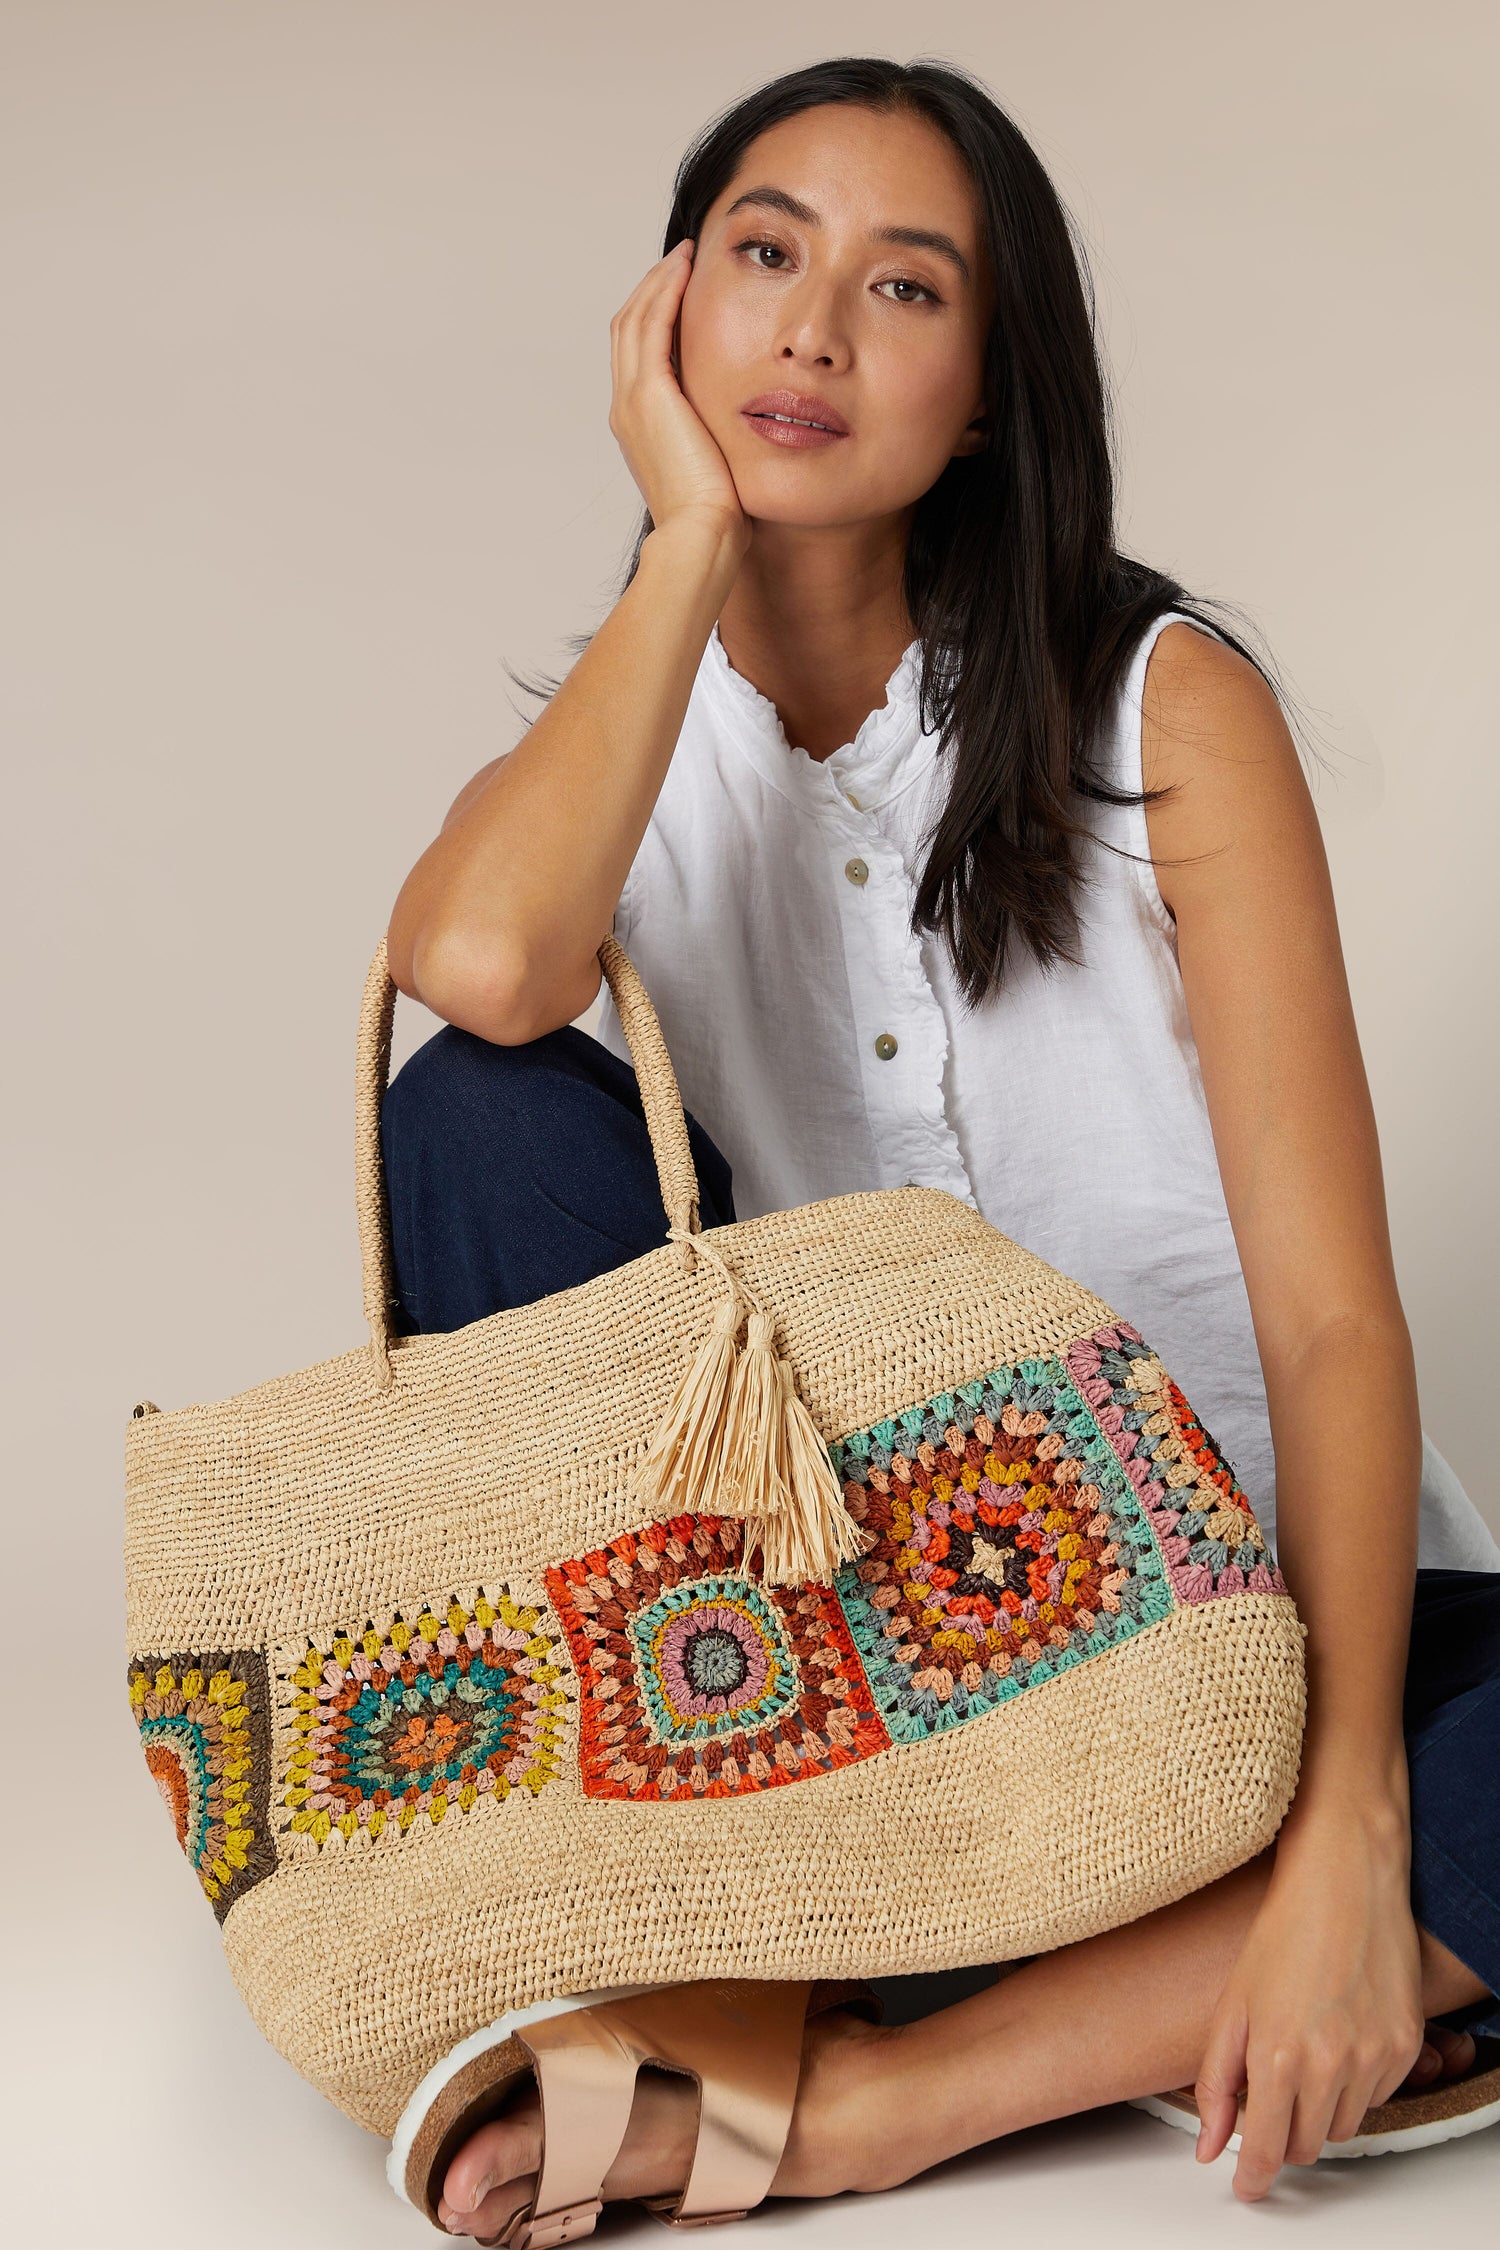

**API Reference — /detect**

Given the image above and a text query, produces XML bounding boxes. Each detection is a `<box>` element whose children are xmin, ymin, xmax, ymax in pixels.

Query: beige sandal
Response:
<box><xmin>388</xmin><ymin>1978</ymin><xmax>880</xmax><ymax>2245</ymax></box>
<box><xmin>1131</xmin><ymin>2035</ymin><xmax>1500</xmax><ymax>2159</ymax></box>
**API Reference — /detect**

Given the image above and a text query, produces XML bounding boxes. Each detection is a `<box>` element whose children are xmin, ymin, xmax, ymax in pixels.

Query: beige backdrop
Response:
<box><xmin>4</xmin><ymin>3</ymin><xmax>1496</xmax><ymax>2242</ymax></box>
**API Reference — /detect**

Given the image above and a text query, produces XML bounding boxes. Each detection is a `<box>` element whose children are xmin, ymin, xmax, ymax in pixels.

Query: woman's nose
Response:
<box><xmin>772</xmin><ymin>277</ymin><xmax>854</xmax><ymax>372</ymax></box>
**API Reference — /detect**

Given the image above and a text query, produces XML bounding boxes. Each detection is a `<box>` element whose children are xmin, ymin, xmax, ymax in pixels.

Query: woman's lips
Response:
<box><xmin>739</xmin><ymin>391</ymin><xmax>851</xmax><ymax>449</ymax></box>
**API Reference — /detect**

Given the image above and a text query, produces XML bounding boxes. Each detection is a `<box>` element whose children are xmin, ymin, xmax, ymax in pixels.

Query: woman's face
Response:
<box><xmin>677</xmin><ymin>104</ymin><xmax>993</xmax><ymax>529</ymax></box>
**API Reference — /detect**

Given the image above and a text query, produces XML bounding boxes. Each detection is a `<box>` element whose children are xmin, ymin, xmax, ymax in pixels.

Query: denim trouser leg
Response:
<box><xmin>379</xmin><ymin>1020</ymin><xmax>737</xmax><ymax>1337</ymax></box>
<box><xmin>1405</xmin><ymin>1570</ymin><xmax>1500</xmax><ymax>2035</ymax></box>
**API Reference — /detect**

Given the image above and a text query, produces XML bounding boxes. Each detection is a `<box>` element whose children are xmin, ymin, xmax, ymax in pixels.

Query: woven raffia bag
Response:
<box><xmin>124</xmin><ymin>934</ymin><xmax>1305</xmax><ymax>2140</ymax></box>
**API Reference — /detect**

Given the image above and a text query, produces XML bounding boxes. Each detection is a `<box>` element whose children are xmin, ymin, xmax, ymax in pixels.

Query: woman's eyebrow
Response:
<box><xmin>878</xmin><ymin>223</ymin><xmax>971</xmax><ymax>284</ymax></box>
<box><xmin>720</xmin><ymin>184</ymin><xmax>972</xmax><ymax>285</ymax></box>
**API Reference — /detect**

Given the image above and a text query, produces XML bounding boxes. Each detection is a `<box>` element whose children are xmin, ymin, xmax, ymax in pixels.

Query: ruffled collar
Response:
<box><xmin>698</xmin><ymin>621</ymin><xmax>940</xmax><ymax>812</ymax></box>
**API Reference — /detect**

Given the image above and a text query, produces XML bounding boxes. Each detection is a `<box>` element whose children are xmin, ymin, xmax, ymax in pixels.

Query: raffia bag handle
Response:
<box><xmin>351</xmin><ymin>933</ymin><xmax>864</xmax><ymax>1580</ymax></box>
<box><xmin>355</xmin><ymin>934</ymin><xmax>704</xmax><ymax>1394</ymax></box>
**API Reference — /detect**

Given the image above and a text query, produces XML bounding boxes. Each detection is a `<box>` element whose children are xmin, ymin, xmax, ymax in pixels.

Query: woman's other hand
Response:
<box><xmin>1193</xmin><ymin>1794</ymin><xmax>1426</xmax><ymax>2199</ymax></box>
<box><xmin>609</xmin><ymin>242</ymin><xmax>747</xmax><ymax>545</ymax></box>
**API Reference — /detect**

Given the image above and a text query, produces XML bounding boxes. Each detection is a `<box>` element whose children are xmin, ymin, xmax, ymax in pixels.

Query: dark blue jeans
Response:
<box><xmin>382</xmin><ymin>1021</ymin><xmax>737</xmax><ymax>1336</ymax></box>
<box><xmin>381</xmin><ymin>1020</ymin><xmax>1500</xmax><ymax>2033</ymax></box>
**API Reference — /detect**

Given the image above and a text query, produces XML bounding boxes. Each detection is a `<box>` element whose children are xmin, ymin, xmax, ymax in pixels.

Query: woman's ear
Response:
<box><xmin>952</xmin><ymin>409</ymin><xmax>990</xmax><ymax>461</ymax></box>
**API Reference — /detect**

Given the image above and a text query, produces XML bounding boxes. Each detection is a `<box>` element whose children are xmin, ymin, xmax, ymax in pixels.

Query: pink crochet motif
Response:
<box><xmin>1066</xmin><ymin>1323</ymin><xmax>1287</xmax><ymax>1607</ymax></box>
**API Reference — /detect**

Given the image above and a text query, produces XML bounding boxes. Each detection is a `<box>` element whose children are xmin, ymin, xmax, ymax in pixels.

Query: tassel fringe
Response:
<box><xmin>627</xmin><ymin>1229</ymin><xmax>871</xmax><ymax>1587</ymax></box>
<box><xmin>719</xmin><ymin>1307</ymin><xmax>784</xmax><ymax>1526</ymax></box>
<box><xmin>627</xmin><ymin>1286</ymin><xmax>744</xmax><ymax>1522</ymax></box>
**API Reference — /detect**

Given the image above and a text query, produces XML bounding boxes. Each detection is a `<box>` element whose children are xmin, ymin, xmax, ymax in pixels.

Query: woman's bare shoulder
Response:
<box><xmin>1138</xmin><ymin>621</ymin><xmax>1316</xmax><ymax>917</ymax></box>
<box><xmin>1140</xmin><ymin>621</ymin><xmax>1290</xmax><ymax>789</ymax></box>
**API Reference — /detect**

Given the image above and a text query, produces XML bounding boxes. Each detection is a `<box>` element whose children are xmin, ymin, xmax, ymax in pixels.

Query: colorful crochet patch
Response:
<box><xmin>282</xmin><ymin>1592</ymin><xmax>567</xmax><ymax>1846</ymax></box>
<box><xmin>546</xmin><ymin>1513</ymin><xmax>890</xmax><ymax>1800</ymax></box>
<box><xmin>1065</xmin><ymin>1322</ymin><xmax>1286</xmax><ymax>1605</ymax></box>
<box><xmin>127</xmin><ymin>1649</ymin><xmax>275</xmax><ymax>1921</ymax></box>
<box><xmin>832</xmin><ymin>1359</ymin><xmax>1175</xmax><ymax>1744</ymax></box>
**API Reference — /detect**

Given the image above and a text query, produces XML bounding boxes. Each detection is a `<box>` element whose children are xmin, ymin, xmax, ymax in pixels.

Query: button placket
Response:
<box><xmin>827</xmin><ymin>806</ymin><xmax>916</xmax><ymax>1179</ymax></box>
<box><xmin>824</xmin><ymin>789</ymin><xmax>976</xmax><ymax>1205</ymax></box>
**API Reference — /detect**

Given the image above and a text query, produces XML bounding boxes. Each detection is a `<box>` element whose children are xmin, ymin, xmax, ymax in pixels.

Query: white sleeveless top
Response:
<box><xmin>596</xmin><ymin>609</ymin><xmax>1497</xmax><ymax>1570</ymax></box>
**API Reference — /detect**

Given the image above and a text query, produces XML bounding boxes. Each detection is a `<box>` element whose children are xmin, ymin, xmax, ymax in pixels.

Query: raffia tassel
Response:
<box><xmin>722</xmin><ymin>1308</ymin><xmax>871</xmax><ymax>1587</ymax></box>
<box><xmin>627</xmin><ymin>1285</ymin><xmax>744</xmax><ymax>1519</ymax></box>
<box><xmin>715</xmin><ymin>1305</ymin><xmax>784</xmax><ymax>1526</ymax></box>
<box><xmin>773</xmin><ymin>1354</ymin><xmax>873</xmax><ymax>1580</ymax></box>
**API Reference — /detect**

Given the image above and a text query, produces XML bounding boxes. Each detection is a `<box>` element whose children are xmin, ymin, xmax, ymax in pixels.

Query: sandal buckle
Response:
<box><xmin>639</xmin><ymin>2193</ymin><xmax>752</xmax><ymax>2229</ymax></box>
<box><xmin>508</xmin><ymin>2196</ymin><xmax>605</xmax><ymax>2248</ymax></box>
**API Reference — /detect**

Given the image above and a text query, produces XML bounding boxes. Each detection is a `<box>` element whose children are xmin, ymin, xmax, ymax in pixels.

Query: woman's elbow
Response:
<box><xmin>391</xmin><ymin>916</ymin><xmax>599</xmax><ymax>1046</ymax></box>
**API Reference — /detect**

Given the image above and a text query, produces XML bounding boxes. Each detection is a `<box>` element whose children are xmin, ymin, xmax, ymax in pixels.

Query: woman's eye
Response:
<box><xmin>734</xmin><ymin>239</ymin><xmax>939</xmax><ymax>305</ymax></box>
<box><xmin>738</xmin><ymin>237</ymin><xmax>791</xmax><ymax>270</ymax></box>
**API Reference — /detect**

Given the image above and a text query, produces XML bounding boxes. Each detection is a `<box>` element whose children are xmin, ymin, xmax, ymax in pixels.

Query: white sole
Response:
<box><xmin>1130</xmin><ymin>2087</ymin><xmax>1500</xmax><ymax>2159</ymax></box>
<box><xmin>386</xmin><ymin>1983</ymin><xmax>668</xmax><ymax>2206</ymax></box>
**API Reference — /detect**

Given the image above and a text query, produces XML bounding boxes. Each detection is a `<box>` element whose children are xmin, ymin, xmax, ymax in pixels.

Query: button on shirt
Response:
<box><xmin>601</xmin><ymin>623</ymin><xmax>977</xmax><ymax>1219</ymax></box>
<box><xmin>594</xmin><ymin>616</ymin><xmax>1500</xmax><ymax>1571</ymax></box>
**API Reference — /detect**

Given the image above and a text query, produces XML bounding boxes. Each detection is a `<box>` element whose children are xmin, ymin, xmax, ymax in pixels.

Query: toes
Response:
<box><xmin>1398</xmin><ymin>2024</ymin><xmax>1478</xmax><ymax>2096</ymax></box>
<box><xmin>1424</xmin><ymin>2023</ymin><xmax>1477</xmax><ymax>2080</ymax></box>
<box><xmin>438</xmin><ymin>2170</ymin><xmax>538</xmax><ymax>2241</ymax></box>
<box><xmin>440</xmin><ymin>2095</ymin><xmax>542</xmax><ymax>2225</ymax></box>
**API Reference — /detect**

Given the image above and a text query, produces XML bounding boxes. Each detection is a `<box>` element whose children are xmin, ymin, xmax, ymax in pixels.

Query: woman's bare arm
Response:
<box><xmin>1142</xmin><ymin>622</ymin><xmax>1425</xmax><ymax>2195</ymax></box>
<box><xmin>388</xmin><ymin>513</ymin><xmax>743</xmax><ymax>1043</ymax></box>
<box><xmin>387</xmin><ymin>237</ymin><xmax>748</xmax><ymax>1044</ymax></box>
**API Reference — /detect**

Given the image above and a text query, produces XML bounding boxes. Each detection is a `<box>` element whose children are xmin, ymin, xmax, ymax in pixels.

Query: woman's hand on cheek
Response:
<box><xmin>609</xmin><ymin>241</ymin><xmax>748</xmax><ymax>552</ymax></box>
<box><xmin>1194</xmin><ymin>1800</ymin><xmax>1425</xmax><ymax>2199</ymax></box>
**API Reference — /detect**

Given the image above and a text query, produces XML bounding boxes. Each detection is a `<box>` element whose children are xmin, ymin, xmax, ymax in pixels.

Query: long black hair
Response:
<box><xmin>515</xmin><ymin>54</ymin><xmax>1287</xmax><ymax>1008</ymax></box>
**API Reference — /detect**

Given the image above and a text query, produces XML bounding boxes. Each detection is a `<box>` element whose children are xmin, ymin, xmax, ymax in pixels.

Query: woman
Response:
<box><xmin>382</xmin><ymin>56</ymin><xmax>1499</xmax><ymax>2234</ymax></box>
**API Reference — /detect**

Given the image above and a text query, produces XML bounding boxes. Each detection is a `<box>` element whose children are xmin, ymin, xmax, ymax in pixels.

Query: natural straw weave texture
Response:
<box><xmin>124</xmin><ymin>935</ymin><xmax>1305</xmax><ymax>2137</ymax></box>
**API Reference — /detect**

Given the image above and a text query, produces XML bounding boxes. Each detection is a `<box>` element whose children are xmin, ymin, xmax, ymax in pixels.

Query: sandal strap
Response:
<box><xmin>510</xmin><ymin>2010</ymin><xmax>642</xmax><ymax>2243</ymax></box>
<box><xmin>472</xmin><ymin>1977</ymin><xmax>832</xmax><ymax>2244</ymax></box>
<box><xmin>637</xmin><ymin>1981</ymin><xmax>815</xmax><ymax>2227</ymax></box>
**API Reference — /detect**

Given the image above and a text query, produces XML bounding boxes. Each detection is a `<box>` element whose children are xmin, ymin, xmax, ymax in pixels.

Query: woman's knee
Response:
<box><xmin>379</xmin><ymin>1016</ymin><xmax>737</xmax><ymax>1286</ymax></box>
<box><xmin>379</xmin><ymin>1021</ymin><xmax>671</xmax><ymax>1332</ymax></box>
<box><xmin>381</xmin><ymin>1022</ymin><xmax>606</xmax><ymax>1171</ymax></box>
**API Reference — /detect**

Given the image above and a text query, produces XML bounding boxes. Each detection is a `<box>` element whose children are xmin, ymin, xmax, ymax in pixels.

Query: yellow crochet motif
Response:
<box><xmin>128</xmin><ymin>1659</ymin><xmax>260</xmax><ymax>1906</ymax></box>
<box><xmin>284</xmin><ymin>1591</ymin><xmax>568</xmax><ymax>1848</ymax></box>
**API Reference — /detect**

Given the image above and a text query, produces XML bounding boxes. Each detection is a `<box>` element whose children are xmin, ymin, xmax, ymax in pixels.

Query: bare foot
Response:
<box><xmin>436</xmin><ymin>2006</ymin><xmax>898</xmax><ymax>2239</ymax></box>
